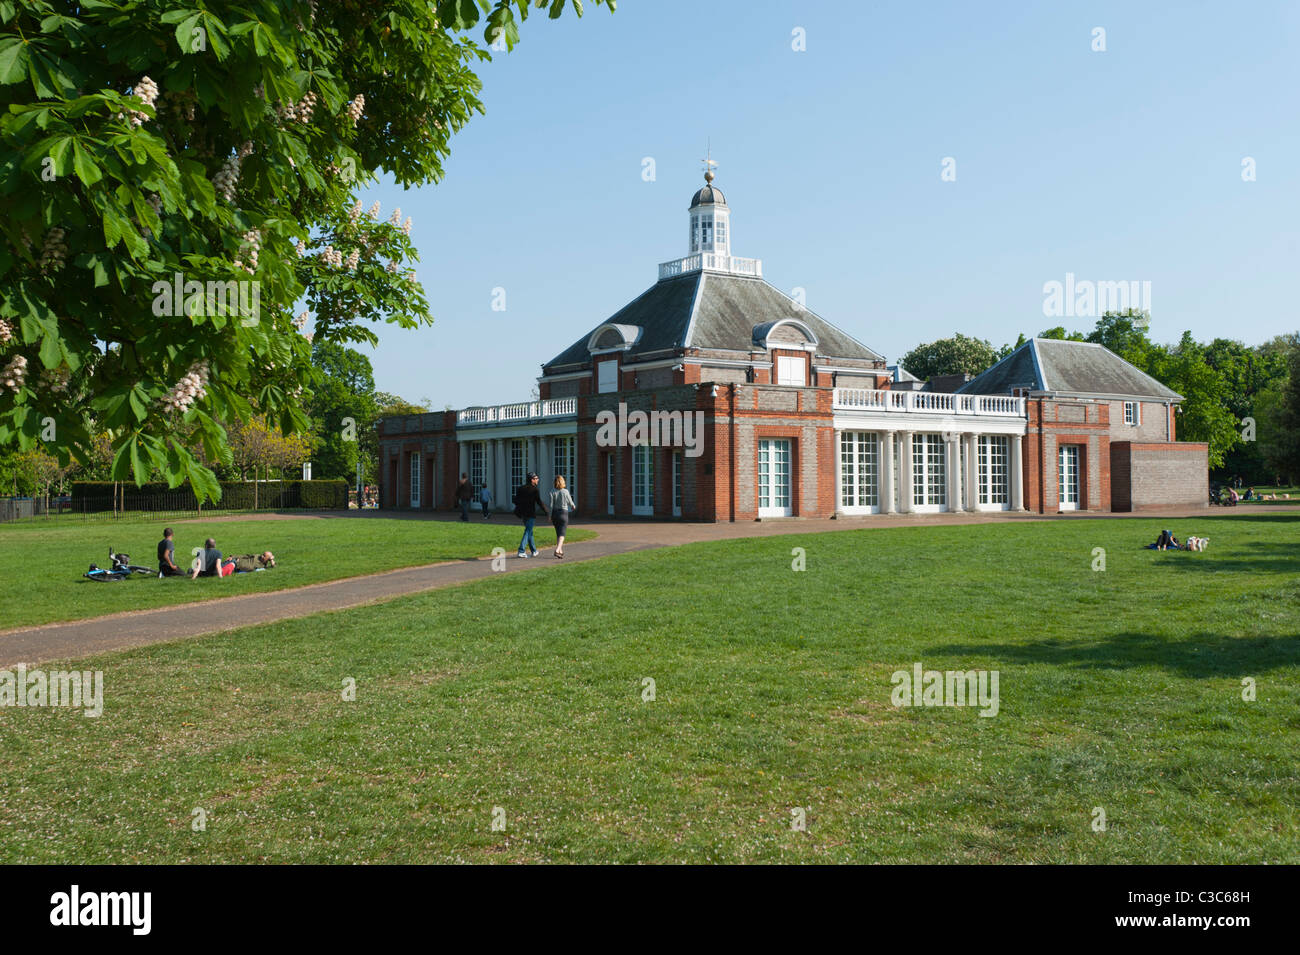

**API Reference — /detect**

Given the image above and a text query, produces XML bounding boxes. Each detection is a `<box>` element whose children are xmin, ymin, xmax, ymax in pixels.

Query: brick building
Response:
<box><xmin>378</xmin><ymin>174</ymin><xmax>1206</xmax><ymax>519</ymax></box>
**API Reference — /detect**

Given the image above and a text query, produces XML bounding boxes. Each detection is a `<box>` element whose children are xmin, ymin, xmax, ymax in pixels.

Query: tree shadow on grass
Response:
<box><xmin>928</xmin><ymin>632</ymin><xmax>1300</xmax><ymax>680</ymax></box>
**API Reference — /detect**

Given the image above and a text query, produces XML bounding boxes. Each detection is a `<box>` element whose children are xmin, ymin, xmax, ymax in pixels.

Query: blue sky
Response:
<box><xmin>354</xmin><ymin>0</ymin><xmax>1300</xmax><ymax>408</ymax></box>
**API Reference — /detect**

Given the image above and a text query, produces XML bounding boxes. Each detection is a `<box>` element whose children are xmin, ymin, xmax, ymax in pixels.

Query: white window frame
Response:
<box><xmin>552</xmin><ymin>436</ymin><xmax>575</xmax><ymax>505</ymax></box>
<box><xmin>409</xmin><ymin>453</ymin><xmax>421</xmax><ymax>508</ymax></box>
<box><xmin>597</xmin><ymin>359</ymin><xmax>618</xmax><ymax>394</ymax></box>
<box><xmin>776</xmin><ymin>355</ymin><xmax>806</xmax><ymax>387</ymax></box>
<box><xmin>977</xmin><ymin>435</ymin><xmax>1009</xmax><ymax>508</ymax></box>
<box><xmin>757</xmin><ymin>438</ymin><xmax>793</xmax><ymax>517</ymax></box>
<box><xmin>1123</xmin><ymin>401</ymin><xmax>1140</xmax><ymax>426</ymax></box>
<box><xmin>672</xmin><ymin>451</ymin><xmax>683</xmax><ymax>517</ymax></box>
<box><xmin>469</xmin><ymin>442</ymin><xmax>485</xmax><ymax>495</ymax></box>
<box><xmin>510</xmin><ymin>439</ymin><xmax>527</xmax><ymax>493</ymax></box>
<box><xmin>606</xmin><ymin>453</ymin><xmax>616</xmax><ymax>515</ymax></box>
<box><xmin>911</xmin><ymin>434</ymin><xmax>947</xmax><ymax>512</ymax></box>
<box><xmin>633</xmin><ymin>445</ymin><xmax>654</xmax><ymax>516</ymax></box>
<box><xmin>839</xmin><ymin>431</ymin><xmax>879</xmax><ymax>514</ymax></box>
<box><xmin>1058</xmin><ymin>444</ymin><xmax>1080</xmax><ymax>511</ymax></box>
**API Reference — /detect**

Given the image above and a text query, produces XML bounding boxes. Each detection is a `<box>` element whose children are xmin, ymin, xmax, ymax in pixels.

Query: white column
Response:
<box><xmin>945</xmin><ymin>436</ymin><xmax>959</xmax><ymax>513</ymax></box>
<box><xmin>458</xmin><ymin>442</ymin><xmax>469</xmax><ymax>484</ymax></box>
<box><xmin>1011</xmin><ymin>434</ymin><xmax>1025</xmax><ymax>511</ymax></box>
<box><xmin>882</xmin><ymin>431</ymin><xmax>896</xmax><ymax>514</ymax></box>
<box><xmin>964</xmin><ymin>433</ymin><xmax>978</xmax><ymax>512</ymax></box>
<box><xmin>897</xmin><ymin>431</ymin><xmax>912</xmax><ymax>514</ymax></box>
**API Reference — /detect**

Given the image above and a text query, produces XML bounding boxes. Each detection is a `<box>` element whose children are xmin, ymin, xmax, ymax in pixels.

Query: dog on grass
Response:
<box><xmin>1185</xmin><ymin>536</ymin><xmax>1210</xmax><ymax>552</ymax></box>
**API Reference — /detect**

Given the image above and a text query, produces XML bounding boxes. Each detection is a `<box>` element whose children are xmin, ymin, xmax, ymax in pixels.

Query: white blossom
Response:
<box><xmin>39</xmin><ymin>227</ymin><xmax>68</xmax><ymax>274</ymax></box>
<box><xmin>1</xmin><ymin>354</ymin><xmax>29</xmax><ymax>393</ymax></box>
<box><xmin>346</xmin><ymin>94</ymin><xmax>365</xmax><ymax>125</ymax></box>
<box><xmin>160</xmin><ymin>360</ymin><xmax>211</xmax><ymax>414</ymax></box>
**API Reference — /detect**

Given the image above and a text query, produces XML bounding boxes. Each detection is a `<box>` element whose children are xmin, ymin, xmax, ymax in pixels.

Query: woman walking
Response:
<box><xmin>549</xmin><ymin>475</ymin><xmax>576</xmax><ymax>558</ymax></box>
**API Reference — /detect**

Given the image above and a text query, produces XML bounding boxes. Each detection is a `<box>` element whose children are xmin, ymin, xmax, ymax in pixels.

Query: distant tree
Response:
<box><xmin>1146</xmin><ymin>332</ymin><xmax>1237</xmax><ymax>469</ymax></box>
<box><xmin>226</xmin><ymin>415</ymin><xmax>310</xmax><ymax>481</ymax></box>
<box><xmin>900</xmin><ymin>334</ymin><xmax>998</xmax><ymax>381</ymax></box>
<box><xmin>306</xmin><ymin>341</ymin><xmax>376</xmax><ymax>481</ymax></box>
<box><xmin>1037</xmin><ymin>326</ymin><xmax>1087</xmax><ymax>341</ymax></box>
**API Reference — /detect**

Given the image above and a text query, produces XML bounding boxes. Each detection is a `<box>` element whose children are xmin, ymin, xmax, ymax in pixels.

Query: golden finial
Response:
<box><xmin>701</xmin><ymin>143</ymin><xmax>717</xmax><ymax>183</ymax></box>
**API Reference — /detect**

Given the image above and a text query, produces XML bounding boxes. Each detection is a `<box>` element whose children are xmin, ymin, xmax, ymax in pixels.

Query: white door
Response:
<box><xmin>672</xmin><ymin>452</ymin><xmax>683</xmax><ymax>517</ymax></box>
<box><xmin>633</xmin><ymin>446</ymin><xmax>654</xmax><ymax>515</ymax></box>
<box><xmin>606</xmin><ymin>454</ymin><xmax>615</xmax><ymax>515</ymax></box>
<box><xmin>409</xmin><ymin>454</ymin><xmax>421</xmax><ymax>508</ymax></box>
<box><xmin>757</xmin><ymin>439</ymin><xmax>792</xmax><ymax>517</ymax></box>
<box><xmin>1058</xmin><ymin>445</ymin><xmax>1080</xmax><ymax>511</ymax></box>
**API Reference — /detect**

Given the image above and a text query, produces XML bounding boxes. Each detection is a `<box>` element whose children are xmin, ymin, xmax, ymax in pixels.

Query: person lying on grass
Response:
<box><xmin>229</xmin><ymin>552</ymin><xmax>276</xmax><ymax>572</ymax></box>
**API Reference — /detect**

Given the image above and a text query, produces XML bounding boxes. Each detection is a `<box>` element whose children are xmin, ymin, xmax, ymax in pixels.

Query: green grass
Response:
<box><xmin>0</xmin><ymin>515</ymin><xmax>592</xmax><ymax>629</ymax></box>
<box><xmin>1</xmin><ymin>513</ymin><xmax>1296</xmax><ymax>863</ymax></box>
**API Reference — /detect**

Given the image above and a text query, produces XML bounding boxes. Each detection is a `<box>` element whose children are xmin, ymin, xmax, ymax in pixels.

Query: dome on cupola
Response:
<box><xmin>690</xmin><ymin>180</ymin><xmax>727</xmax><ymax>208</ymax></box>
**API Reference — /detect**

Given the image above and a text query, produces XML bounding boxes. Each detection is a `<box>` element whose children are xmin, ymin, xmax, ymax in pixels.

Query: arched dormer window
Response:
<box><xmin>587</xmin><ymin>323</ymin><xmax>643</xmax><ymax>355</ymax></box>
<box><xmin>751</xmin><ymin>318</ymin><xmax>819</xmax><ymax>353</ymax></box>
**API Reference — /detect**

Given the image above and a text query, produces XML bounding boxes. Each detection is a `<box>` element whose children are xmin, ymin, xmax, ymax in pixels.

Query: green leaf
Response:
<box><xmin>0</xmin><ymin>36</ymin><xmax>28</xmax><ymax>83</ymax></box>
<box><xmin>39</xmin><ymin>330</ymin><xmax>61</xmax><ymax>369</ymax></box>
<box><xmin>72</xmin><ymin>139</ymin><xmax>102</xmax><ymax>186</ymax></box>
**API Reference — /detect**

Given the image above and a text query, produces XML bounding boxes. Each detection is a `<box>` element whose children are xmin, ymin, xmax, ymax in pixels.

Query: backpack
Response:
<box><xmin>512</xmin><ymin>485</ymin><xmax>527</xmax><ymax>519</ymax></box>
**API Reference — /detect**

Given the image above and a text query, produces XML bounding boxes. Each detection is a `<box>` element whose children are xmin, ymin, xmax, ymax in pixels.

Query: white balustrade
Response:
<box><xmin>658</xmin><ymin>253</ymin><xmax>763</xmax><ymax>280</ymax></box>
<box><xmin>832</xmin><ymin>388</ymin><xmax>1024</xmax><ymax>418</ymax></box>
<box><xmin>456</xmin><ymin>397</ymin><xmax>579</xmax><ymax>426</ymax></box>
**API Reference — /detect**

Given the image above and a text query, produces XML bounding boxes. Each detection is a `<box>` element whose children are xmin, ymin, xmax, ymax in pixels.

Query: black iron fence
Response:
<box><xmin>0</xmin><ymin>479</ymin><xmax>350</xmax><ymax>524</ymax></box>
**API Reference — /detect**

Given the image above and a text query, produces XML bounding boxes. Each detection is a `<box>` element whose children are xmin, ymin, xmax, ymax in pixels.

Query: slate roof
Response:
<box><xmin>543</xmin><ymin>272</ymin><xmax>883</xmax><ymax>371</ymax></box>
<box><xmin>690</xmin><ymin>184</ymin><xmax>726</xmax><ymax>206</ymax></box>
<box><xmin>958</xmin><ymin>338</ymin><xmax>1182</xmax><ymax>401</ymax></box>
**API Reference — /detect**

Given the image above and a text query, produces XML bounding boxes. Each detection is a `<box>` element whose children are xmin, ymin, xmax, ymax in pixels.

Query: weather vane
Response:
<box><xmin>701</xmin><ymin>141</ymin><xmax>717</xmax><ymax>182</ymax></box>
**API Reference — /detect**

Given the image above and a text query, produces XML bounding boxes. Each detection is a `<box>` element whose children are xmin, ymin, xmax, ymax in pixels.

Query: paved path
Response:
<box><xmin>0</xmin><ymin>505</ymin><xmax>1276</xmax><ymax>666</ymax></box>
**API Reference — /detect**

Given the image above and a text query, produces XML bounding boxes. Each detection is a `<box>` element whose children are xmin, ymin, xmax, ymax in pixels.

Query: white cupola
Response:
<box><xmin>688</xmin><ymin>168</ymin><xmax>730</xmax><ymax>257</ymax></box>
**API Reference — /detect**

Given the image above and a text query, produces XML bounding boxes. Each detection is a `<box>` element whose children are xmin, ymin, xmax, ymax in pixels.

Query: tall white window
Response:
<box><xmin>1059</xmin><ymin>445</ymin><xmax>1080</xmax><ymax>510</ymax></box>
<box><xmin>597</xmin><ymin>360</ymin><xmax>618</xmax><ymax>394</ymax></box>
<box><xmin>606</xmin><ymin>453</ymin><xmax>616</xmax><ymax>515</ymax></box>
<box><xmin>839</xmin><ymin>432</ymin><xmax>879</xmax><ymax>510</ymax></box>
<box><xmin>510</xmin><ymin>439</ymin><xmax>527</xmax><ymax>492</ymax></box>
<box><xmin>911</xmin><ymin>434</ymin><xmax>947</xmax><ymax>509</ymax></box>
<box><xmin>633</xmin><ymin>445</ymin><xmax>654</xmax><ymax>515</ymax></box>
<box><xmin>470</xmin><ymin>442</ymin><xmax>485</xmax><ymax>493</ymax></box>
<box><xmin>757</xmin><ymin>439</ymin><xmax>793</xmax><ymax>517</ymax></box>
<box><xmin>672</xmin><ymin>452</ymin><xmax>683</xmax><ymax>516</ymax></box>
<box><xmin>776</xmin><ymin>355</ymin><xmax>806</xmax><ymax>386</ymax></box>
<box><xmin>552</xmin><ymin>436</ymin><xmax>576</xmax><ymax>502</ymax></box>
<box><xmin>409</xmin><ymin>453</ymin><xmax>421</xmax><ymax>508</ymax></box>
<box><xmin>1123</xmin><ymin>401</ymin><xmax>1140</xmax><ymax>426</ymax></box>
<box><xmin>977</xmin><ymin>435</ymin><xmax>1009</xmax><ymax>506</ymax></box>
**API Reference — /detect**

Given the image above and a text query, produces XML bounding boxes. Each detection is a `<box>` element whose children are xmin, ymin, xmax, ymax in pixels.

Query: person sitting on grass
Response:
<box><xmin>1244</xmin><ymin>486</ymin><xmax>1255</xmax><ymax>501</ymax></box>
<box><xmin>1152</xmin><ymin>529</ymin><xmax>1179</xmax><ymax>551</ymax></box>
<box><xmin>191</xmin><ymin>537</ymin><xmax>235</xmax><ymax>579</ymax></box>
<box><xmin>156</xmin><ymin>527</ymin><xmax>183</xmax><ymax>577</ymax></box>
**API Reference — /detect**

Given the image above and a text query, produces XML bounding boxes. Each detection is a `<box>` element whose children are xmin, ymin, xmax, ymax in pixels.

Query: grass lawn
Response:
<box><xmin>0</xmin><ymin>515</ymin><xmax>592</xmax><ymax>629</ymax></box>
<box><xmin>1238</xmin><ymin>485</ymin><xmax>1300</xmax><ymax>505</ymax></box>
<box><xmin>0</xmin><ymin>513</ymin><xmax>1296</xmax><ymax>863</ymax></box>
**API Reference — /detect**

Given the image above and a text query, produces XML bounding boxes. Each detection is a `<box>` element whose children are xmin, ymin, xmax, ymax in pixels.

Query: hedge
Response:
<box><xmin>70</xmin><ymin>480</ymin><xmax>349</xmax><ymax>512</ymax></box>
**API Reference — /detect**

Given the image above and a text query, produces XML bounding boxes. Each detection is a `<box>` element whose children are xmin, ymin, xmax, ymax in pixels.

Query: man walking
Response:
<box><xmin>455</xmin><ymin>473</ymin><xmax>473</xmax><ymax>522</ymax></box>
<box><xmin>513</xmin><ymin>472</ymin><xmax>548</xmax><ymax>558</ymax></box>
